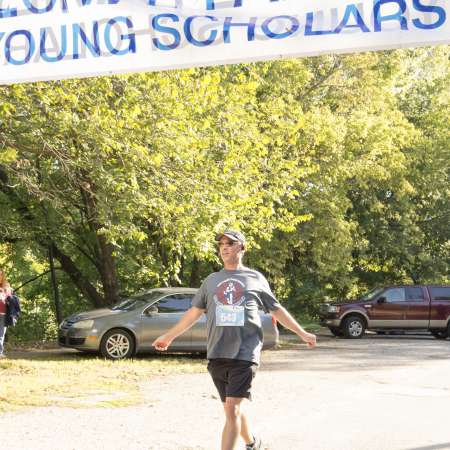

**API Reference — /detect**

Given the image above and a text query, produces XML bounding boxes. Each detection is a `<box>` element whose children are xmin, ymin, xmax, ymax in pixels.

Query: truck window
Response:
<box><xmin>384</xmin><ymin>288</ymin><xmax>406</xmax><ymax>302</ymax></box>
<box><xmin>430</xmin><ymin>287</ymin><xmax>450</xmax><ymax>301</ymax></box>
<box><xmin>360</xmin><ymin>287</ymin><xmax>384</xmax><ymax>301</ymax></box>
<box><xmin>405</xmin><ymin>287</ymin><xmax>425</xmax><ymax>301</ymax></box>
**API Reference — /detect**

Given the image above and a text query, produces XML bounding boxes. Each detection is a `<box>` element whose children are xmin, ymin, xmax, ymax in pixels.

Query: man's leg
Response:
<box><xmin>222</xmin><ymin>400</ymin><xmax>253</xmax><ymax>446</ymax></box>
<box><xmin>210</xmin><ymin>359</ymin><xmax>258</xmax><ymax>449</ymax></box>
<box><xmin>222</xmin><ymin>397</ymin><xmax>247</xmax><ymax>450</ymax></box>
<box><xmin>240</xmin><ymin>408</ymin><xmax>254</xmax><ymax>444</ymax></box>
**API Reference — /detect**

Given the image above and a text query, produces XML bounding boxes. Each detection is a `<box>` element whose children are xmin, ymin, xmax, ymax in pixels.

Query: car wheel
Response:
<box><xmin>342</xmin><ymin>315</ymin><xmax>366</xmax><ymax>339</ymax></box>
<box><xmin>431</xmin><ymin>330</ymin><xmax>448</xmax><ymax>340</ymax></box>
<box><xmin>328</xmin><ymin>327</ymin><xmax>343</xmax><ymax>337</ymax></box>
<box><xmin>100</xmin><ymin>329</ymin><xmax>135</xmax><ymax>360</ymax></box>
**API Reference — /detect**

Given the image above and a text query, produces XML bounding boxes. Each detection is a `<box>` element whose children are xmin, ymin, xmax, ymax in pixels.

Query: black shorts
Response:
<box><xmin>207</xmin><ymin>358</ymin><xmax>257</xmax><ymax>403</ymax></box>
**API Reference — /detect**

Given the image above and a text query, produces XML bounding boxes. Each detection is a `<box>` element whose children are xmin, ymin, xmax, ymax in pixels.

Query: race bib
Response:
<box><xmin>216</xmin><ymin>305</ymin><xmax>245</xmax><ymax>327</ymax></box>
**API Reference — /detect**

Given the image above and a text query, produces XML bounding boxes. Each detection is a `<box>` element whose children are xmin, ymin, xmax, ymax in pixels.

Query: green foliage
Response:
<box><xmin>0</xmin><ymin>46</ymin><xmax>448</xmax><ymax>340</ymax></box>
<box><xmin>9</xmin><ymin>295</ymin><xmax>58</xmax><ymax>342</ymax></box>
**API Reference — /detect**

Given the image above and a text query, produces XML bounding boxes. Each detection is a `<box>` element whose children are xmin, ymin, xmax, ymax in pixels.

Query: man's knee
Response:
<box><xmin>224</xmin><ymin>398</ymin><xmax>243</xmax><ymax>421</ymax></box>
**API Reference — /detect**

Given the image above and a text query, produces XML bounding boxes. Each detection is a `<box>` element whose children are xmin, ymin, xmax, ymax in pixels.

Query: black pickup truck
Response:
<box><xmin>319</xmin><ymin>285</ymin><xmax>450</xmax><ymax>339</ymax></box>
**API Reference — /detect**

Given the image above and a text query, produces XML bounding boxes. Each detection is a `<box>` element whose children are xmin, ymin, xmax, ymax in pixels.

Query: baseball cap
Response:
<box><xmin>215</xmin><ymin>230</ymin><xmax>246</xmax><ymax>246</ymax></box>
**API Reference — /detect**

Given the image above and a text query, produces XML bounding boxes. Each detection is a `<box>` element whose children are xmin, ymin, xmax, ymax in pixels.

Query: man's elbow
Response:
<box><xmin>271</xmin><ymin>306</ymin><xmax>286</xmax><ymax>318</ymax></box>
<box><xmin>190</xmin><ymin>306</ymin><xmax>206</xmax><ymax>318</ymax></box>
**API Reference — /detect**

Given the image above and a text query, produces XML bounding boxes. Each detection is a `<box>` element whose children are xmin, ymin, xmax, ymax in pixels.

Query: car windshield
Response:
<box><xmin>358</xmin><ymin>287</ymin><xmax>384</xmax><ymax>302</ymax></box>
<box><xmin>110</xmin><ymin>291</ymin><xmax>164</xmax><ymax>311</ymax></box>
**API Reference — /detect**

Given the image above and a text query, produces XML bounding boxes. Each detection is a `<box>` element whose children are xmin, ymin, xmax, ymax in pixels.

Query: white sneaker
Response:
<box><xmin>246</xmin><ymin>436</ymin><xmax>262</xmax><ymax>450</ymax></box>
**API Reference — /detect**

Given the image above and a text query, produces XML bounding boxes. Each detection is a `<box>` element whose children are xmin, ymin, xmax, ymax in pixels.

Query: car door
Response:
<box><xmin>138</xmin><ymin>294</ymin><xmax>193</xmax><ymax>351</ymax></box>
<box><xmin>429</xmin><ymin>287</ymin><xmax>450</xmax><ymax>329</ymax></box>
<box><xmin>369</xmin><ymin>287</ymin><xmax>409</xmax><ymax>328</ymax></box>
<box><xmin>404</xmin><ymin>286</ymin><xmax>429</xmax><ymax>328</ymax></box>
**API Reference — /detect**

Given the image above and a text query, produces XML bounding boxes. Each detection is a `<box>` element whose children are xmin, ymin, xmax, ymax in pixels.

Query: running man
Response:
<box><xmin>152</xmin><ymin>230</ymin><xmax>317</xmax><ymax>450</ymax></box>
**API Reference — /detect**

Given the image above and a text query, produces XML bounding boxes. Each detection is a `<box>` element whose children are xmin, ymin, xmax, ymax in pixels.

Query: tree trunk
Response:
<box><xmin>79</xmin><ymin>177</ymin><xmax>120</xmax><ymax>305</ymax></box>
<box><xmin>50</xmin><ymin>242</ymin><xmax>106</xmax><ymax>308</ymax></box>
<box><xmin>97</xmin><ymin>234</ymin><xmax>120</xmax><ymax>304</ymax></box>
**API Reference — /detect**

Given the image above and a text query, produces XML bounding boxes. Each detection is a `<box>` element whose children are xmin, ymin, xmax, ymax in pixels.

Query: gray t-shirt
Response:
<box><xmin>192</xmin><ymin>268</ymin><xmax>281</xmax><ymax>365</ymax></box>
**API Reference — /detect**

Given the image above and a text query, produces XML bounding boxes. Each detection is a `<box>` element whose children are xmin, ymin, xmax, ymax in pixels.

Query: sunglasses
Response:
<box><xmin>218</xmin><ymin>240</ymin><xmax>238</xmax><ymax>247</ymax></box>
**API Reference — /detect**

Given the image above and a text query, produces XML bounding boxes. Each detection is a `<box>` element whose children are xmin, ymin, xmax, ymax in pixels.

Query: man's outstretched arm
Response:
<box><xmin>271</xmin><ymin>306</ymin><xmax>317</xmax><ymax>348</ymax></box>
<box><xmin>152</xmin><ymin>306</ymin><xmax>205</xmax><ymax>351</ymax></box>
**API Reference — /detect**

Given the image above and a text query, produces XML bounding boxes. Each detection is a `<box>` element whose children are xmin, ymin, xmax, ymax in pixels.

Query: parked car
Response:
<box><xmin>58</xmin><ymin>287</ymin><xmax>279</xmax><ymax>359</ymax></box>
<box><xmin>319</xmin><ymin>285</ymin><xmax>450</xmax><ymax>339</ymax></box>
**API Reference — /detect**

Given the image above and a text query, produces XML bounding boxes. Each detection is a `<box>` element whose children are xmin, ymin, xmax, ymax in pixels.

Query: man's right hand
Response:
<box><xmin>151</xmin><ymin>307</ymin><xmax>204</xmax><ymax>351</ymax></box>
<box><xmin>152</xmin><ymin>334</ymin><xmax>173</xmax><ymax>351</ymax></box>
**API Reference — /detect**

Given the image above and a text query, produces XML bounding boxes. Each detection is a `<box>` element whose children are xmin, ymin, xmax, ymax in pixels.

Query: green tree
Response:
<box><xmin>0</xmin><ymin>48</ymin><xmax>448</xmax><ymax>338</ymax></box>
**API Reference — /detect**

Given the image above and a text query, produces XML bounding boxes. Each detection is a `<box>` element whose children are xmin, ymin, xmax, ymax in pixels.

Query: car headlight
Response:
<box><xmin>72</xmin><ymin>320</ymin><xmax>94</xmax><ymax>329</ymax></box>
<box><xmin>328</xmin><ymin>305</ymin><xmax>340</xmax><ymax>313</ymax></box>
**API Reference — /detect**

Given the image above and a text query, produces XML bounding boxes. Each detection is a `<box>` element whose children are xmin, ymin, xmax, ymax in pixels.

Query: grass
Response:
<box><xmin>0</xmin><ymin>324</ymin><xmax>324</xmax><ymax>412</ymax></box>
<box><xmin>0</xmin><ymin>349</ymin><xmax>206</xmax><ymax>412</ymax></box>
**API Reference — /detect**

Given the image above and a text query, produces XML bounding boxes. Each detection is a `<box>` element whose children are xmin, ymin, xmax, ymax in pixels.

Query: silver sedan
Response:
<box><xmin>58</xmin><ymin>287</ymin><xmax>279</xmax><ymax>359</ymax></box>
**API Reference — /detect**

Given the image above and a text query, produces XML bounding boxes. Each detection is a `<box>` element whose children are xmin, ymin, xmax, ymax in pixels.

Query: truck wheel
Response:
<box><xmin>342</xmin><ymin>315</ymin><xmax>366</xmax><ymax>339</ymax></box>
<box><xmin>100</xmin><ymin>329</ymin><xmax>135</xmax><ymax>360</ymax></box>
<box><xmin>328</xmin><ymin>327</ymin><xmax>344</xmax><ymax>337</ymax></box>
<box><xmin>431</xmin><ymin>330</ymin><xmax>448</xmax><ymax>340</ymax></box>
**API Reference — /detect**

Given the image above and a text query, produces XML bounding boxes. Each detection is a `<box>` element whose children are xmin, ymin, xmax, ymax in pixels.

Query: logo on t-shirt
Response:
<box><xmin>213</xmin><ymin>278</ymin><xmax>246</xmax><ymax>306</ymax></box>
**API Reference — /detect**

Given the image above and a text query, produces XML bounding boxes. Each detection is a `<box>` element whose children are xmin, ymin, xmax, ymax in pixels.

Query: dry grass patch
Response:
<box><xmin>0</xmin><ymin>351</ymin><xmax>205</xmax><ymax>412</ymax></box>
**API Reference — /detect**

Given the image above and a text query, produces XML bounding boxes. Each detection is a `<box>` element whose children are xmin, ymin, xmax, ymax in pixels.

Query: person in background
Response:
<box><xmin>0</xmin><ymin>269</ymin><xmax>13</xmax><ymax>358</ymax></box>
<box><xmin>152</xmin><ymin>230</ymin><xmax>317</xmax><ymax>450</ymax></box>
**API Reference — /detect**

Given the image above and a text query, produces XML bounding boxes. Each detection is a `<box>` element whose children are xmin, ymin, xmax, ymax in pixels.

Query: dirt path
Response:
<box><xmin>2</xmin><ymin>333</ymin><xmax>450</xmax><ymax>450</ymax></box>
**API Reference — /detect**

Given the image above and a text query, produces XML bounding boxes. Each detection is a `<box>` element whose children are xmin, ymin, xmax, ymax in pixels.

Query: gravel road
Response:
<box><xmin>1</xmin><ymin>332</ymin><xmax>450</xmax><ymax>450</ymax></box>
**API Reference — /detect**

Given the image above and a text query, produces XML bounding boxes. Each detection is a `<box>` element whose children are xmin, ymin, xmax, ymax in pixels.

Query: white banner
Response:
<box><xmin>0</xmin><ymin>0</ymin><xmax>449</xmax><ymax>84</ymax></box>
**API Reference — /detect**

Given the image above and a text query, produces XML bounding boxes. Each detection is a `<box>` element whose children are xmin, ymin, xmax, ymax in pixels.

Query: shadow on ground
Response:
<box><xmin>404</xmin><ymin>444</ymin><xmax>450</xmax><ymax>450</ymax></box>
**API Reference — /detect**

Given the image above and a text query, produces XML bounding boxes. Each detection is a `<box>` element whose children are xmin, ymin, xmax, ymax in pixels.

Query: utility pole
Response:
<box><xmin>36</xmin><ymin>156</ymin><xmax>62</xmax><ymax>325</ymax></box>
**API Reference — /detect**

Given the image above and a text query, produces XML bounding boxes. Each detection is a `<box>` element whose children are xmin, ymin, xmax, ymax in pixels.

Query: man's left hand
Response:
<box><xmin>302</xmin><ymin>332</ymin><xmax>317</xmax><ymax>348</ymax></box>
